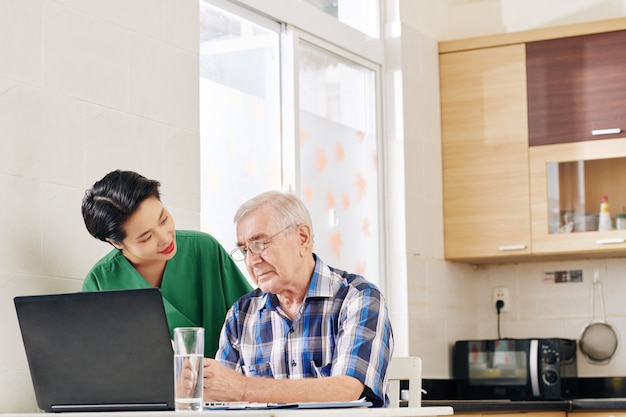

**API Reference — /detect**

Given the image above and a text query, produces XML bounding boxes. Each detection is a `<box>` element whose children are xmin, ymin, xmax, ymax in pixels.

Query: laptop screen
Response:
<box><xmin>14</xmin><ymin>288</ymin><xmax>175</xmax><ymax>412</ymax></box>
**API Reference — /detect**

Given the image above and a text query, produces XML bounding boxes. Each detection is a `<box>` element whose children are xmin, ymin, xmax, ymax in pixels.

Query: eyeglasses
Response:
<box><xmin>229</xmin><ymin>225</ymin><xmax>296</xmax><ymax>262</ymax></box>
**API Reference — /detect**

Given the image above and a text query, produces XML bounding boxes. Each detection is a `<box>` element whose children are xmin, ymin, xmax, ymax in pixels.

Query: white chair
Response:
<box><xmin>387</xmin><ymin>356</ymin><xmax>422</xmax><ymax>407</ymax></box>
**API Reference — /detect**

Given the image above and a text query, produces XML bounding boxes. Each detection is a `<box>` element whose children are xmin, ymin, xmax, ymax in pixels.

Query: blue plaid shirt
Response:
<box><xmin>216</xmin><ymin>254</ymin><xmax>394</xmax><ymax>407</ymax></box>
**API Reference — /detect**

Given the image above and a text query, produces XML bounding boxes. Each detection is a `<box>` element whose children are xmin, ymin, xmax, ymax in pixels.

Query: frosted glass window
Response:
<box><xmin>298</xmin><ymin>41</ymin><xmax>381</xmax><ymax>284</ymax></box>
<box><xmin>199</xmin><ymin>2</ymin><xmax>282</xmax><ymax>249</ymax></box>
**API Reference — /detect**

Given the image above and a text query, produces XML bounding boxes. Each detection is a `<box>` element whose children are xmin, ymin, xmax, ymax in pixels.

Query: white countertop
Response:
<box><xmin>2</xmin><ymin>406</ymin><xmax>453</xmax><ymax>417</ymax></box>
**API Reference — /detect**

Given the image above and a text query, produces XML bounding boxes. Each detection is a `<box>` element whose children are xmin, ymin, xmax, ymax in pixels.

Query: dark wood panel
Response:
<box><xmin>527</xmin><ymin>30</ymin><xmax>626</xmax><ymax>146</ymax></box>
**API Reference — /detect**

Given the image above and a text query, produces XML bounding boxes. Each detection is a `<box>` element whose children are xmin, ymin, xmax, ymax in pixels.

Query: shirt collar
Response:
<box><xmin>306</xmin><ymin>253</ymin><xmax>334</xmax><ymax>298</ymax></box>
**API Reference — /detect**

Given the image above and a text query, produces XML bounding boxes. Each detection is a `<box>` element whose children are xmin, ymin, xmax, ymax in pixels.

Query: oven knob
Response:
<box><xmin>544</xmin><ymin>370</ymin><xmax>558</xmax><ymax>384</ymax></box>
<box><xmin>544</xmin><ymin>352</ymin><xmax>557</xmax><ymax>364</ymax></box>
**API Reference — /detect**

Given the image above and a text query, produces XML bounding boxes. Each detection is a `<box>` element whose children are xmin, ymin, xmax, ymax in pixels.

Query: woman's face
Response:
<box><xmin>110</xmin><ymin>196</ymin><xmax>177</xmax><ymax>265</ymax></box>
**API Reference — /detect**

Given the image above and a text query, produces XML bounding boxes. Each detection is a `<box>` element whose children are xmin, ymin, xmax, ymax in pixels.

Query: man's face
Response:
<box><xmin>235</xmin><ymin>206</ymin><xmax>304</xmax><ymax>295</ymax></box>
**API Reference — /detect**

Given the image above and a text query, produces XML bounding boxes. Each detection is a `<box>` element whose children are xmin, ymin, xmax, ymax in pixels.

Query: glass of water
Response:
<box><xmin>173</xmin><ymin>327</ymin><xmax>204</xmax><ymax>411</ymax></box>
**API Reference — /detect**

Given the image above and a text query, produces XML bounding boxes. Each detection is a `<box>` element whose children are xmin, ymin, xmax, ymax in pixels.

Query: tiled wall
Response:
<box><xmin>0</xmin><ymin>0</ymin><xmax>199</xmax><ymax>412</ymax></box>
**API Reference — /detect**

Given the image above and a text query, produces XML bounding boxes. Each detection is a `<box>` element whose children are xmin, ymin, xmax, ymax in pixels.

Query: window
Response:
<box><xmin>297</xmin><ymin>39</ymin><xmax>381</xmax><ymax>282</ymax></box>
<box><xmin>200</xmin><ymin>0</ymin><xmax>384</xmax><ymax>286</ymax></box>
<box><xmin>199</xmin><ymin>1</ymin><xmax>282</xmax><ymax>249</ymax></box>
<box><xmin>301</xmin><ymin>0</ymin><xmax>380</xmax><ymax>38</ymax></box>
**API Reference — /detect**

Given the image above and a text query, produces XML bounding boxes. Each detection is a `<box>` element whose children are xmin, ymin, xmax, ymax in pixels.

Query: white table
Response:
<box><xmin>3</xmin><ymin>407</ymin><xmax>453</xmax><ymax>417</ymax></box>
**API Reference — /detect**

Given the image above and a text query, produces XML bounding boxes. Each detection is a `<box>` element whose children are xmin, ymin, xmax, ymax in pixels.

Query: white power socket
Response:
<box><xmin>492</xmin><ymin>287</ymin><xmax>510</xmax><ymax>313</ymax></box>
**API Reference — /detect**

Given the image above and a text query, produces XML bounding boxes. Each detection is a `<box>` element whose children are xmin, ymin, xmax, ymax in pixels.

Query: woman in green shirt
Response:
<box><xmin>81</xmin><ymin>170</ymin><xmax>252</xmax><ymax>357</ymax></box>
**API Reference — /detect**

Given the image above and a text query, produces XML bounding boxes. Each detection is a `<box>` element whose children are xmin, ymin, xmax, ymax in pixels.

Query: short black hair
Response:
<box><xmin>82</xmin><ymin>170</ymin><xmax>161</xmax><ymax>243</ymax></box>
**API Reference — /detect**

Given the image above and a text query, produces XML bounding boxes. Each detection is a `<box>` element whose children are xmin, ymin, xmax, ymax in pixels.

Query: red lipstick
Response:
<box><xmin>160</xmin><ymin>241</ymin><xmax>175</xmax><ymax>255</ymax></box>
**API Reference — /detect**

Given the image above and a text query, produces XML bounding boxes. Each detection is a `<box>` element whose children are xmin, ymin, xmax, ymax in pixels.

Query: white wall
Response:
<box><xmin>397</xmin><ymin>0</ymin><xmax>626</xmax><ymax>379</ymax></box>
<box><xmin>0</xmin><ymin>0</ymin><xmax>200</xmax><ymax>412</ymax></box>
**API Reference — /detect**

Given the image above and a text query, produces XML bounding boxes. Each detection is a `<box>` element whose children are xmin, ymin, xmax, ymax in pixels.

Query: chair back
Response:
<box><xmin>387</xmin><ymin>356</ymin><xmax>422</xmax><ymax>407</ymax></box>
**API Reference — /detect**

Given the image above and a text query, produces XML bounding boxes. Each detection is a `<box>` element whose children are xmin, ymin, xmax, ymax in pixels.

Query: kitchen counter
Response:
<box><xmin>421</xmin><ymin>377</ymin><xmax>626</xmax><ymax>412</ymax></box>
<box><xmin>421</xmin><ymin>399</ymin><xmax>626</xmax><ymax>413</ymax></box>
<box><xmin>421</xmin><ymin>400</ymin><xmax>568</xmax><ymax>413</ymax></box>
<box><xmin>571</xmin><ymin>398</ymin><xmax>626</xmax><ymax>410</ymax></box>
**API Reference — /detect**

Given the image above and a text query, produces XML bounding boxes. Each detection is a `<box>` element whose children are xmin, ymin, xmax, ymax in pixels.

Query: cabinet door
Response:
<box><xmin>570</xmin><ymin>413</ymin><xmax>626</xmax><ymax>417</ymax></box>
<box><xmin>440</xmin><ymin>44</ymin><xmax>531</xmax><ymax>261</ymax></box>
<box><xmin>530</xmin><ymin>137</ymin><xmax>626</xmax><ymax>255</ymax></box>
<box><xmin>491</xmin><ymin>414</ymin><xmax>566</xmax><ymax>417</ymax></box>
<box><xmin>527</xmin><ymin>30</ymin><xmax>626</xmax><ymax>146</ymax></box>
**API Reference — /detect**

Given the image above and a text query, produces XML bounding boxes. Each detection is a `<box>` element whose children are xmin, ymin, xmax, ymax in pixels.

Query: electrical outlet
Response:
<box><xmin>492</xmin><ymin>287</ymin><xmax>510</xmax><ymax>313</ymax></box>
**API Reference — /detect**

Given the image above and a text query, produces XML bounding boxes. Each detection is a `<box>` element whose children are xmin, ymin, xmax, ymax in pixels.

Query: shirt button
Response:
<box><xmin>289</xmin><ymin>328</ymin><xmax>295</xmax><ymax>333</ymax></box>
<box><xmin>291</xmin><ymin>360</ymin><xmax>296</xmax><ymax>367</ymax></box>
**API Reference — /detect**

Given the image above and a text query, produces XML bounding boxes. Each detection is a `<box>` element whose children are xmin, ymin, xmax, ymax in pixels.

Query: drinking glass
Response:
<box><xmin>173</xmin><ymin>327</ymin><xmax>204</xmax><ymax>411</ymax></box>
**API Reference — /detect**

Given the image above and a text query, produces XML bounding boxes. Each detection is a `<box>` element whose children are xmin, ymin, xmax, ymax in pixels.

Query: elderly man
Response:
<box><xmin>202</xmin><ymin>191</ymin><xmax>394</xmax><ymax>407</ymax></box>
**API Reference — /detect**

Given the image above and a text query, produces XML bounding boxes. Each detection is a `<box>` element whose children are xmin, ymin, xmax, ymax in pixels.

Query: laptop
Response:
<box><xmin>14</xmin><ymin>288</ymin><xmax>175</xmax><ymax>412</ymax></box>
<box><xmin>204</xmin><ymin>399</ymin><xmax>373</xmax><ymax>410</ymax></box>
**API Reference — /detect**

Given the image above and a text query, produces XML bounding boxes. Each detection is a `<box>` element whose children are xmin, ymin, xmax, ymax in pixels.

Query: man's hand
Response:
<box><xmin>203</xmin><ymin>359</ymin><xmax>364</xmax><ymax>404</ymax></box>
<box><xmin>202</xmin><ymin>358</ymin><xmax>248</xmax><ymax>402</ymax></box>
<box><xmin>175</xmin><ymin>357</ymin><xmax>199</xmax><ymax>398</ymax></box>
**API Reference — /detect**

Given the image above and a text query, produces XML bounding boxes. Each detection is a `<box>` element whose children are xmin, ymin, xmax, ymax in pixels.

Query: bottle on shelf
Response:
<box><xmin>598</xmin><ymin>195</ymin><xmax>612</xmax><ymax>231</ymax></box>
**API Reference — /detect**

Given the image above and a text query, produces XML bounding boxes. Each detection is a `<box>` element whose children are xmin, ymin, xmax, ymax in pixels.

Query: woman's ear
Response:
<box><xmin>105</xmin><ymin>238</ymin><xmax>123</xmax><ymax>250</ymax></box>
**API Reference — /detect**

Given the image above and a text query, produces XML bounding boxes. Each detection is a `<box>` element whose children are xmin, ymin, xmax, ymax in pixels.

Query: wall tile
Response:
<box><xmin>0</xmin><ymin>175</ymin><xmax>42</xmax><ymax>274</ymax></box>
<box><xmin>55</xmin><ymin>0</ymin><xmax>161</xmax><ymax>41</ymax></box>
<box><xmin>84</xmin><ymin>104</ymin><xmax>164</xmax><ymax>184</ymax></box>
<box><xmin>0</xmin><ymin>0</ymin><xmax>42</xmax><ymax>86</ymax></box>
<box><xmin>410</xmin><ymin>317</ymin><xmax>453</xmax><ymax>378</ymax></box>
<box><xmin>41</xmin><ymin>183</ymin><xmax>111</xmax><ymax>279</ymax></box>
<box><xmin>55</xmin><ymin>0</ymin><xmax>198</xmax><ymax>53</ymax></box>
<box><xmin>162</xmin><ymin>128</ymin><xmax>200</xmax><ymax>212</ymax></box>
<box><xmin>0</xmin><ymin>83</ymin><xmax>83</xmax><ymax>185</ymax></box>
<box><xmin>43</xmin><ymin>1</ymin><xmax>129</xmax><ymax>109</ymax></box>
<box><xmin>167</xmin><ymin>207</ymin><xmax>200</xmax><ymax>235</ymax></box>
<box><xmin>0</xmin><ymin>370</ymin><xmax>37</xmax><ymax>413</ymax></box>
<box><xmin>129</xmin><ymin>33</ymin><xmax>198</xmax><ymax>130</ymax></box>
<box><xmin>162</xmin><ymin>0</ymin><xmax>199</xmax><ymax>53</ymax></box>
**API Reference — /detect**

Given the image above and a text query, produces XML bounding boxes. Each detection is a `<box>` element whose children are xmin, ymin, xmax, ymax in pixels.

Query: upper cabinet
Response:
<box><xmin>440</xmin><ymin>44</ymin><xmax>531</xmax><ymax>262</ymax></box>
<box><xmin>530</xmin><ymin>138</ymin><xmax>626</xmax><ymax>255</ymax></box>
<box><xmin>439</xmin><ymin>18</ymin><xmax>626</xmax><ymax>263</ymax></box>
<box><xmin>527</xmin><ymin>30</ymin><xmax>626</xmax><ymax>146</ymax></box>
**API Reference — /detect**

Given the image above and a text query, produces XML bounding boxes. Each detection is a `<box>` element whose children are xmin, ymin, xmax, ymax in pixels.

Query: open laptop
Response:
<box><xmin>14</xmin><ymin>288</ymin><xmax>175</xmax><ymax>412</ymax></box>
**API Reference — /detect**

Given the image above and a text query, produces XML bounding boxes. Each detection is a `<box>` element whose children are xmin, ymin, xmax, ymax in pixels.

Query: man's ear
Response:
<box><xmin>106</xmin><ymin>238</ymin><xmax>123</xmax><ymax>250</ymax></box>
<box><xmin>296</xmin><ymin>224</ymin><xmax>313</xmax><ymax>252</ymax></box>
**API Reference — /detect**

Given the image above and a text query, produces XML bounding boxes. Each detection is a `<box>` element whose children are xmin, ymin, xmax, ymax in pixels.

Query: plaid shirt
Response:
<box><xmin>216</xmin><ymin>254</ymin><xmax>394</xmax><ymax>407</ymax></box>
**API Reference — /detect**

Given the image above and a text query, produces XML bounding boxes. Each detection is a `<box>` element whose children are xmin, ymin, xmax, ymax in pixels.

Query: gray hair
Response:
<box><xmin>234</xmin><ymin>191</ymin><xmax>313</xmax><ymax>234</ymax></box>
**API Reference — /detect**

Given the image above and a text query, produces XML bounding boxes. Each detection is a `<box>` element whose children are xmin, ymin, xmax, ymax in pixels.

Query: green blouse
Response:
<box><xmin>82</xmin><ymin>230</ymin><xmax>252</xmax><ymax>357</ymax></box>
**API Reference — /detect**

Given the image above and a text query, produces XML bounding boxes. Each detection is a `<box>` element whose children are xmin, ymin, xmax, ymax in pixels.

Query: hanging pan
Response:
<box><xmin>579</xmin><ymin>268</ymin><xmax>619</xmax><ymax>364</ymax></box>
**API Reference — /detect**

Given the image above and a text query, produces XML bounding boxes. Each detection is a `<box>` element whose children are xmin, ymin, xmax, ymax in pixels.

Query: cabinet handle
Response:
<box><xmin>596</xmin><ymin>238</ymin><xmax>626</xmax><ymax>245</ymax></box>
<box><xmin>498</xmin><ymin>244</ymin><xmax>527</xmax><ymax>251</ymax></box>
<box><xmin>592</xmin><ymin>128</ymin><xmax>621</xmax><ymax>136</ymax></box>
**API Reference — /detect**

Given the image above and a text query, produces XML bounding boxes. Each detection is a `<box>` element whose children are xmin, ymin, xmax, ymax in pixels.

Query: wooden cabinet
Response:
<box><xmin>571</xmin><ymin>413</ymin><xmax>626</xmax><ymax>417</ymax></box>
<box><xmin>440</xmin><ymin>44</ymin><xmax>531</xmax><ymax>262</ymax></box>
<box><xmin>530</xmin><ymin>138</ymin><xmax>626</xmax><ymax>255</ymax></box>
<box><xmin>440</xmin><ymin>18</ymin><xmax>626</xmax><ymax>263</ymax></box>
<box><xmin>454</xmin><ymin>413</ymin><xmax>565</xmax><ymax>417</ymax></box>
<box><xmin>527</xmin><ymin>30</ymin><xmax>626</xmax><ymax>146</ymax></box>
